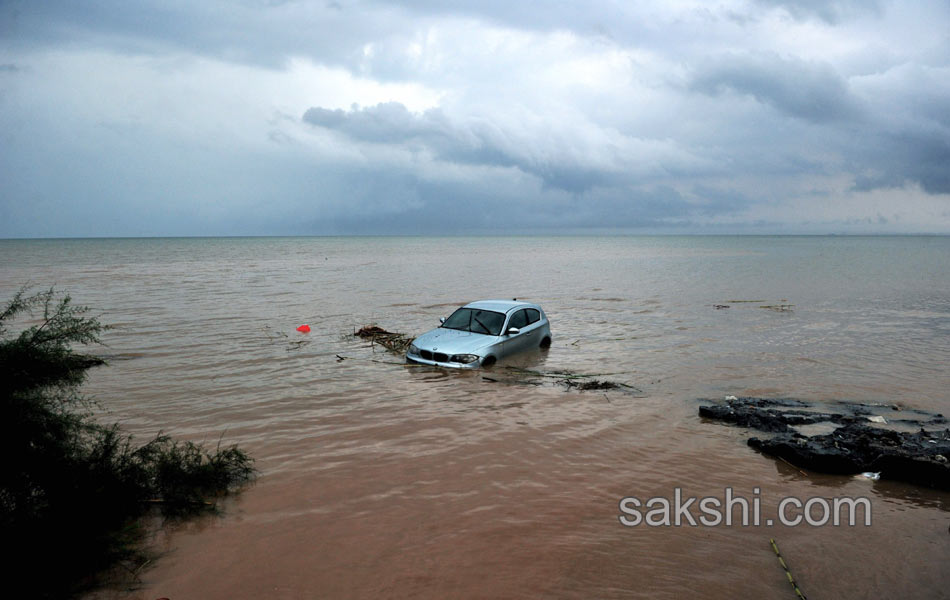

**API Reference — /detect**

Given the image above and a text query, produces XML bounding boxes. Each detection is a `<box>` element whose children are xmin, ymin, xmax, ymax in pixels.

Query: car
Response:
<box><xmin>406</xmin><ymin>299</ymin><xmax>552</xmax><ymax>369</ymax></box>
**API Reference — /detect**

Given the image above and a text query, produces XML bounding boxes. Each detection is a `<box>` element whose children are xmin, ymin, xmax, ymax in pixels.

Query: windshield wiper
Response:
<box><xmin>472</xmin><ymin>316</ymin><xmax>492</xmax><ymax>335</ymax></box>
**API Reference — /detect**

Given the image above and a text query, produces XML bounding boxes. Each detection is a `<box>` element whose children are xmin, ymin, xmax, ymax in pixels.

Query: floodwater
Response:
<box><xmin>2</xmin><ymin>235</ymin><xmax>949</xmax><ymax>599</ymax></box>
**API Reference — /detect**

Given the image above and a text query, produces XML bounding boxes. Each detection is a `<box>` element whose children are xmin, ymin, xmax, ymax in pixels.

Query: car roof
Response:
<box><xmin>463</xmin><ymin>299</ymin><xmax>541</xmax><ymax>314</ymax></box>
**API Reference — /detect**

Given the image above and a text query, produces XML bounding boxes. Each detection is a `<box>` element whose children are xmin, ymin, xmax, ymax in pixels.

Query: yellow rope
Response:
<box><xmin>770</xmin><ymin>538</ymin><xmax>807</xmax><ymax>600</ymax></box>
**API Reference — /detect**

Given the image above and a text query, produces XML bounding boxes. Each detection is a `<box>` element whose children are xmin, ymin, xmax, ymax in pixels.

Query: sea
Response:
<box><xmin>1</xmin><ymin>235</ymin><xmax>948</xmax><ymax>599</ymax></box>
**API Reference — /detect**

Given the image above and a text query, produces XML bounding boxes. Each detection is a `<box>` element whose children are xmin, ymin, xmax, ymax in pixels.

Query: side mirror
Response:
<box><xmin>506</xmin><ymin>327</ymin><xmax>520</xmax><ymax>335</ymax></box>
<box><xmin>440</xmin><ymin>317</ymin><xmax>446</xmax><ymax>324</ymax></box>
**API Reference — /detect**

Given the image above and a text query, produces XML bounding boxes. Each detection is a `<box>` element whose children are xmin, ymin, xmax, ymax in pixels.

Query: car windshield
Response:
<box><xmin>441</xmin><ymin>308</ymin><xmax>506</xmax><ymax>336</ymax></box>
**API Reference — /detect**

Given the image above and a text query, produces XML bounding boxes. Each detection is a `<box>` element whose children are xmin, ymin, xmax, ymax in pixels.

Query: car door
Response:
<box><xmin>519</xmin><ymin>308</ymin><xmax>544</xmax><ymax>350</ymax></box>
<box><xmin>523</xmin><ymin>308</ymin><xmax>544</xmax><ymax>338</ymax></box>
<box><xmin>502</xmin><ymin>309</ymin><xmax>532</xmax><ymax>356</ymax></box>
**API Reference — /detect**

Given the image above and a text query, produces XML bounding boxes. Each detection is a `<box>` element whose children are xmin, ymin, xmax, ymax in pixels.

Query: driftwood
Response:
<box><xmin>711</xmin><ymin>299</ymin><xmax>793</xmax><ymax>312</ymax></box>
<box><xmin>354</xmin><ymin>325</ymin><xmax>414</xmax><ymax>354</ymax></box>
<box><xmin>558</xmin><ymin>379</ymin><xmax>626</xmax><ymax>391</ymax></box>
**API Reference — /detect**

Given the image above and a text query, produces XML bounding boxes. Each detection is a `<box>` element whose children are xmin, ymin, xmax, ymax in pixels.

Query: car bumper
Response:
<box><xmin>406</xmin><ymin>353</ymin><xmax>482</xmax><ymax>369</ymax></box>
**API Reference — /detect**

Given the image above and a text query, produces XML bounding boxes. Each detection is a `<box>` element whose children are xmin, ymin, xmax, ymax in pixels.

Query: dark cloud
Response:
<box><xmin>303</xmin><ymin>102</ymin><xmax>621</xmax><ymax>193</ymax></box>
<box><xmin>852</xmin><ymin>130</ymin><xmax>950</xmax><ymax>194</ymax></box>
<box><xmin>0</xmin><ymin>0</ymin><xmax>386</xmax><ymax>69</ymax></box>
<box><xmin>319</xmin><ymin>179</ymin><xmax>749</xmax><ymax>235</ymax></box>
<box><xmin>1</xmin><ymin>0</ymin><xmax>949</xmax><ymax>236</ymax></box>
<box><xmin>304</xmin><ymin>102</ymin><xmax>449</xmax><ymax>144</ymax></box>
<box><xmin>689</xmin><ymin>53</ymin><xmax>861</xmax><ymax>123</ymax></box>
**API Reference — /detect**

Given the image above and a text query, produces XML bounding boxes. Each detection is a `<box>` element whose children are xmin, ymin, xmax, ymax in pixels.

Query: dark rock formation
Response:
<box><xmin>749</xmin><ymin>424</ymin><xmax>950</xmax><ymax>489</ymax></box>
<box><xmin>698</xmin><ymin>397</ymin><xmax>857</xmax><ymax>433</ymax></box>
<box><xmin>699</xmin><ymin>397</ymin><xmax>950</xmax><ymax>490</ymax></box>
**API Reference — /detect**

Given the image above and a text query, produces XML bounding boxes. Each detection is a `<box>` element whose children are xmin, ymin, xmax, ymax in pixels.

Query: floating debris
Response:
<box><xmin>262</xmin><ymin>325</ymin><xmax>312</xmax><ymax>351</ymax></box>
<box><xmin>558</xmin><ymin>378</ymin><xmax>623</xmax><ymax>391</ymax></box>
<box><xmin>503</xmin><ymin>367</ymin><xmax>642</xmax><ymax>393</ymax></box>
<box><xmin>354</xmin><ymin>325</ymin><xmax>414</xmax><ymax>354</ymax></box>
<box><xmin>715</xmin><ymin>300</ymin><xmax>793</xmax><ymax>312</ymax></box>
<box><xmin>770</xmin><ymin>538</ymin><xmax>808</xmax><ymax>600</ymax></box>
<box><xmin>760</xmin><ymin>304</ymin><xmax>794</xmax><ymax>312</ymax></box>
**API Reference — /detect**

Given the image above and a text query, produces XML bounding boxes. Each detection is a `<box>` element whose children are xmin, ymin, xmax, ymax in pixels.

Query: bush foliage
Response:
<box><xmin>0</xmin><ymin>287</ymin><xmax>255</xmax><ymax>597</ymax></box>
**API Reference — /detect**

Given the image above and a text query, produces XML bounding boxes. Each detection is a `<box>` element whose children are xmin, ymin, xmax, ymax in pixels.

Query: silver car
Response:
<box><xmin>406</xmin><ymin>300</ymin><xmax>552</xmax><ymax>369</ymax></box>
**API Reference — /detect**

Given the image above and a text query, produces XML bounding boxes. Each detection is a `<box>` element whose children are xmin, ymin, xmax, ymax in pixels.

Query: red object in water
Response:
<box><xmin>296</xmin><ymin>324</ymin><xmax>311</xmax><ymax>333</ymax></box>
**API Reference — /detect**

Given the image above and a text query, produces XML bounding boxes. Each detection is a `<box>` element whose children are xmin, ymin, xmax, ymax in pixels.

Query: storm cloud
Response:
<box><xmin>303</xmin><ymin>102</ymin><xmax>674</xmax><ymax>194</ymax></box>
<box><xmin>689</xmin><ymin>53</ymin><xmax>862</xmax><ymax>123</ymax></box>
<box><xmin>1</xmin><ymin>0</ymin><xmax>948</xmax><ymax>236</ymax></box>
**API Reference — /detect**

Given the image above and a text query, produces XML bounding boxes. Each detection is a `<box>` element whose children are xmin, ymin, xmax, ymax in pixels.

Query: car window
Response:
<box><xmin>525</xmin><ymin>309</ymin><xmax>540</xmax><ymax>324</ymax></box>
<box><xmin>508</xmin><ymin>309</ymin><xmax>528</xmax><ymax>330</ymax></box>
<box><xmin>442</xmin><ymin>308</ymin><xmax>506</xmax><ymax>336</ymax></box>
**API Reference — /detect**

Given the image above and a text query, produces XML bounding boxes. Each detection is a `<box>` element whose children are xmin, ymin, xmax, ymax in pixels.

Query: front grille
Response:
<box><xmin>420</xmin><ymin>350</ymin><xmax>432</xmax><ymax>360</ymax></box>
<box><xmin>434</xmin><ymin>352</ymin><xmax>449</xmax><ymax>362</ymax></box>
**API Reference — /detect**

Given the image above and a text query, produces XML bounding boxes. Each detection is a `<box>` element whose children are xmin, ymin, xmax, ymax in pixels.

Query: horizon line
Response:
<box><xmin>2</xmin><ymin>232</ymin><xmax>949</xmax><ymax>241</ymax></box>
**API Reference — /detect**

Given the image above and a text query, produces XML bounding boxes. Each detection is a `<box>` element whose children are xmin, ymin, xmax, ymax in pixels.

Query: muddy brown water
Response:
<box><xmin>2</xmin><ymin>236</ymin><xmax>948</xmax><ymax>599</ymax></box>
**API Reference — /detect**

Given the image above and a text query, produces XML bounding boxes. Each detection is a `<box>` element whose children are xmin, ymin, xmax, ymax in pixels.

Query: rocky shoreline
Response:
<box><xmin>699</xmin><ymin>397</ymin><xmax>950</xmax><ymax>490</ymax></box>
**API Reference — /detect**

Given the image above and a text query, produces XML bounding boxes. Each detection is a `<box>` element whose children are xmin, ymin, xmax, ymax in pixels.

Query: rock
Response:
<box><xmin>698</xmin><ymin>397</ymin><xmax>852</xmax><ymax>433</ymax></box>
<box><xmin>748</xmin><ymin>423</ymin><xmax>950</xmax><ymax>489</ymax></box>
<box><xmin>699</xmin><ymin>397</ymin><xmax>950</xmax><ymax>490</ymax></box>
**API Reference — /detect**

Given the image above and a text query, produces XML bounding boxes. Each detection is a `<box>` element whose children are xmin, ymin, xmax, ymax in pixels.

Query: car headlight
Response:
<box><xmin>451</xmin><ymin>354</ymin><xmax>479</xmax><ymax>364</ymax></box>
<box><xmin>409</xmin><ymin>343</ymin><xmax>420</xmax><ymax>355</ymax></box>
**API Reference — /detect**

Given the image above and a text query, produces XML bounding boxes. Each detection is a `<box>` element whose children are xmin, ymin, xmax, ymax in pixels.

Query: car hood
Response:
<box><xmin>413</xmin><ymin>327</ymin><xmax>498</xmax><ymax>355</ymax></box>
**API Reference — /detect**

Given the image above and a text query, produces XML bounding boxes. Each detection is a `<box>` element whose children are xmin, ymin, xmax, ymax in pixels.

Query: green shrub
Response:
<box><xmin>0</xmin><ymin>287</ymin><xmax>255</xmax><ymax>598</ymax></box>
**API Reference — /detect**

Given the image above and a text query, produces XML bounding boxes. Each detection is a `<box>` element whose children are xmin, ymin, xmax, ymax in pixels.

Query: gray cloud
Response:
<box><xmin>1</xmin><ymin>0</ymin><xmax>949</xmax><ymax>236</ymax></box>
<box><xmin>304</xmin><ymin>102</ymin><xmax>448</xmax><ymax>145</ymax></box>
<box><xmin>753</xmin><ymin>0</ymin><xmax>883</xmax><ymax>24</ymax></box>
<box><xmin>689</xmin><ymin>53</ymin><xmax>862</xmax><ymax>123</ymax></box>
<box><xmin>852</xmin><ymin>130</ymin><xmax>950</xmax><ymax>194</ymax></box>
<box><xmin>319</xmin><ymin>178</ymin><xmax>750</xmax><ymax>235</ymax></box>
<box><xmin>0</xmin><ymin>0</ymin><xmax>386</xmax><ymax>69</ymax></box>
<box><xmin>303</xmin><ymin>102</ymin><xmax>630</xmax><ymax>194</ymax></box>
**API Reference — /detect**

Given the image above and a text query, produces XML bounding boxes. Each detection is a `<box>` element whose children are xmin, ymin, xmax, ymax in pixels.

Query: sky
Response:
<box><xmin>1</xmin><ymin>0</ymin><xmax>948</xmax><ymax>236</ymax></box>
